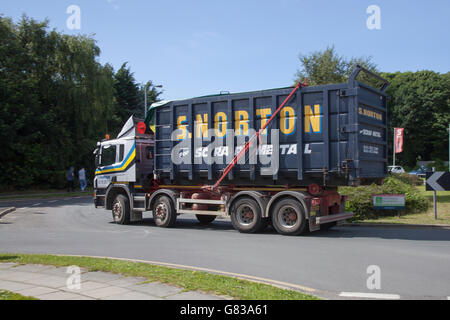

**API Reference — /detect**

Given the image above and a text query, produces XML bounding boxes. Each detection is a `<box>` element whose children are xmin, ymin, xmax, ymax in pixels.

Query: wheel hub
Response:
<box><xmin>237</xmin><ymin>206</ymin><xmax>254</xmax><ymax>225</ymax></box>
<box><xmin>156</xmin><ymin>203</ymin><xmax>167</xmax><ymax>220</ymax></box>
<box><xmin>280</xmin><ymin>206</ymin><xmax>298</xmax><ymax>227</ymax></box>
<box><xmin>113</xmin><ymin>202</ymin><xmax>122</xmax><ymax>220</ymax></box>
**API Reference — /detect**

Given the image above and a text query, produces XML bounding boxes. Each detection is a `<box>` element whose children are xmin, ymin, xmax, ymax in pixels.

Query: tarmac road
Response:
<box><xmin>1</xmin><ymin>196</ymin><xmax>449</xmax><ymax>300</ymax></box>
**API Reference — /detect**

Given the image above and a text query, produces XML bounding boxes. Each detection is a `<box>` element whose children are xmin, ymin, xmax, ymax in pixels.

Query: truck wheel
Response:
<box><xmin>112</xmin><ymin>194</ymin><xmax>130</xmax><ymax>225</ymax></box>
<box><xmin>196</xmin><ymin>215</ymin><xmax>217</xmax><ymax>224</ymax></box>
<box><xmin>230</xmin><ymin>197</ymin><xmax>265</xmax><ymax>233</ymax></box>
<box><xmin>152</xmin><ymin>195</ymin><xmax>177</xmax><ymax>228</ymax></box>
<box><xmin>271</xmin><ymin>198</ymin><xmax>306</xmax><ymax>236</ymax></box>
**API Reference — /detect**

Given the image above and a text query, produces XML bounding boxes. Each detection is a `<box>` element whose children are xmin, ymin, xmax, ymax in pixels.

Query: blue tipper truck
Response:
<box><xmin>93</xmin><ymin>66</ymin><xmax>389</xmax><ymax>236</ymax></box>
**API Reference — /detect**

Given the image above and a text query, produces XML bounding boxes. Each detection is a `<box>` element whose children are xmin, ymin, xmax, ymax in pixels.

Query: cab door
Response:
<box><xmin>135</xmin><ymin>140</ymin><xmax>154</xmax><ymax>189</ymax></box>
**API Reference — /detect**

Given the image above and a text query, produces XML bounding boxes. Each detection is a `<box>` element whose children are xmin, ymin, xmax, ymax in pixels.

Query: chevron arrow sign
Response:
<box><xmin>426</xmin><ymin>172</ymin><xmax>450</xmax><ymax>191</ymax></box>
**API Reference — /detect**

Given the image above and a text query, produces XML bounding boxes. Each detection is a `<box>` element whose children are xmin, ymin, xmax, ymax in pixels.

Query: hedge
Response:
<box><xmin>339</xmin><ymin>175</ymin><xmax>429</xmax><ymax>220</ymax></box>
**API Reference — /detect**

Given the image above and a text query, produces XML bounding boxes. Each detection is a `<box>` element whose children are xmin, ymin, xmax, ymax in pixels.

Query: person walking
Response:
<box><xmin>67</xmin><ymin>166</ymin><xmax>75</xmax><ymax>192</ymax></box>
<box><xmin>78</xmin><ymin>167</ymin><xmax>87</xmax><ymax>192</ymax></box>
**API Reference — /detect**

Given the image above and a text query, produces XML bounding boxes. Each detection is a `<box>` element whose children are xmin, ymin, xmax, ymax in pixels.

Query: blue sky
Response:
<box><xmin>2</xmin><ymin>0</ymin><xmax>449</xmax><ymax>100</ymax></box>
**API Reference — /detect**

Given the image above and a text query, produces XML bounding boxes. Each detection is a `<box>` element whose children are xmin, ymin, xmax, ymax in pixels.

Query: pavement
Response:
<box><xmin>0</xmin><ymin>262</ymin><xmax>226</xmax><ymax>300</ymax></box>
<box><xmin>0</xmin><ymin>196</ymin><xmax>450</xmax><ymax>300</ymax></box>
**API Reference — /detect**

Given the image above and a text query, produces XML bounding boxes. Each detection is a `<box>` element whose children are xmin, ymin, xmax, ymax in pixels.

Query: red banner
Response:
<box><xmin>394</xmin><ymin>128</ymin><xmax>404</xmax><ymax>153</ymax></box>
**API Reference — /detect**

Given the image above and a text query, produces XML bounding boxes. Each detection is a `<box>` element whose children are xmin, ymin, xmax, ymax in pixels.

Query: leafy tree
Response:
<box><xmin>113</xmin><ymin>63</ymin><xmax>162</xmax><ymax>121</ymax></box>
<box><xmin>0</xmin><ymin>15</ymin><xmax>161</xmax><ymax>190</ymax></box>
<box><xmin>114</xmin><ymin>63</ymin><xmax>142</xmax><ymax>119</ymax></box>
<box><xmin>294</xmin><ymin>46</ymin><xmax>379</xmax><ymax>86</ymax></box>
<box><xmin>140</xmin><ymin>80</ymin><xmax>162</xmax><ymax>119</ymax></box>
<box><xmin>384</xmin><ymin>71</ymin><xmax>450</xmax><ymax>167</ymax></box>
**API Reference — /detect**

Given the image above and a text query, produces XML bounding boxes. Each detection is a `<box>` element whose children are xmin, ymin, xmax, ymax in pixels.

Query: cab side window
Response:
<box><xmin>101</xmin><ymin>145</ymin><xmax>117</xmax><ymax>166</ymax></box>
<box><xmin>118</xmin><ymin>144</ymin><xmax>125</xmax><ymax>162</ymax></box>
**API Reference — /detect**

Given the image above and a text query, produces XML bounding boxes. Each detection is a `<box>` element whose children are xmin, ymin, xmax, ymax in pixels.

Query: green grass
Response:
<box><xmin>0</xmin><ymin>253</ymin><xmax>318</xmax><ymax>300</ymax></box>
<box><xmin>360</xmin><ymin>185</ymin><xmax>450</xmax><ymax>225</ymax></box>
<box><xmin>0</xmin><ymin>290</ymin><xmax>37</xmax><ymax>300</ymax></box>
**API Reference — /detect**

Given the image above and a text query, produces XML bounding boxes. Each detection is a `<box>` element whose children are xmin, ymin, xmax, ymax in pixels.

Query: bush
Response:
<box><xmin>339</xmin><ymin>176</ymin><xmax>429</xmax><ymax>220</ymax></box>
<box><xmin>389</xmin><ymin>172</ymin><xmax>423</xmax><ymax>186</ymax></box>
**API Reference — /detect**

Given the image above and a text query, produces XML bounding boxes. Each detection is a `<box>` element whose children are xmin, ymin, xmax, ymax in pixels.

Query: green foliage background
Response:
<box><xmin>339</xmin><ymin>174</ymin><xmax>429</xmax><ymax>220</ymax></box>
<box><xmin>0</xmin><ymin>16</ymin><xmax>161</xmax><ymax>190</ymax></box>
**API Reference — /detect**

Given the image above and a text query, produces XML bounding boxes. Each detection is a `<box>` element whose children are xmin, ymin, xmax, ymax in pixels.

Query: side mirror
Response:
<box><xmin>95</xmin><ymin>154</ymin><xmax>100</xmax><ymax>168</ymax></box>
<box><xmin>93</xmin><ymin>148</ymin><xmax>100</xmax><ymax>168</ymax></box>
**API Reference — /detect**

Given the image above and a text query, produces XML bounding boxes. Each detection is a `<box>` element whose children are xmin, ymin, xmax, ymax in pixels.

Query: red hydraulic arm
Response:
<box><xmin>205</xmin><ymin>79</ymin><xmax>307</xmax><ymax>192</ymax></box>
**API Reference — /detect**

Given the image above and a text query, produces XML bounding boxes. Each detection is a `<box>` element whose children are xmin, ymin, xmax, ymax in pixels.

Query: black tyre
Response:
<box><xmin>271</xmin><ymin>198</ymin><xmax>306</xmax><ymax>236</ymax></box>
<box><xmin>196</xmin><ymin>214</ymin><xmax>217</xmax><ymax>224</ymax></box>
<box><xmin>230</xmin><ymin>197</ymin><xmax>265</xmax><ymax>233</ymax></box>
<box><xmin>152</xmin><ymin>195</ymin><xmax>177</xmax><ymax>228</ymax></box>
<box><xmin>112</xmin><ymin>194</ymin><xmax>130</xmax><ymax>225</ymax></box>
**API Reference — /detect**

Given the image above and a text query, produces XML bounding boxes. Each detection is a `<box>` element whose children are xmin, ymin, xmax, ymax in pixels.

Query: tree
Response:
<box><xmin>113</xmin><ymin>63</ymin><xmax>162</xmax><ymax>121</ymax></box>
<box><xmin>0</xmin><ymin>15</ymin><xmax>162</xmax><ymax>189</ymax></box>
<box><xmin>140</xmin><ymin>80</ymin><xmax>162</xmax><ymax>118</ymax></box>
<box><xmin>384</xmin><ymin>71</ymin><xmax>450</xmax><ymax>167</ymax></box>
<box><xmin>294</xmin><ymin>46</ymin><xmax>379</xmax><ymax>86</ymax></box>
<box><xmin>114</xmin><ymin>63</ymin><xmax>142</xmax><ymax>120</ymax></box>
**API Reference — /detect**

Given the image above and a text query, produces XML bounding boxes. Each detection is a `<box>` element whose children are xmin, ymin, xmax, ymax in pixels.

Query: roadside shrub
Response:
<box><xmin>389</xmin><ymin>172</ymin><xmax>423</xmax><ymax>186</ymax></box>
<box><xmin>339</xmin><ymin>175</ymin><xmax>429</xmax><ymax>220</ymax></box>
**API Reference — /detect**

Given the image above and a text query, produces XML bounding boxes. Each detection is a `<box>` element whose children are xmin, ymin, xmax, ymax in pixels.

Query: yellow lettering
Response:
<box><xmin>214</xmin><ymin>112</ymin><xmax>227</xmax><ymax>137</ymax></box>
<box><xmin>304</xmin><ymin>104</ymin><xmax>322</xmax><ymax>133</ymax></box>
<box><xmin>280</xmin><ymin>106</ymin><xmax>296</xmax><ymax>135</ymax></box>
<box><xmin>359</xmin><ymin>107</ymin><xmax>382</xmax><ymax>121</ymax></box>
<box><xmin>235</xmin><ymin>110</ymin><xmax>249</xmax><ymax>135</ymax></box>
<box><xmin>256</xmin><ymin>108</ymin><xmax>272</xmax><ymax>135</ymax></box>
<box><xmin>195</xmin><ymin>113</ymin><xmax>208</xmax><ymax>138</ymax></box>
<box><xmin>176</xmin><ymin>115</ymin><xmax>187</xmax><ymax>140</ymax></box>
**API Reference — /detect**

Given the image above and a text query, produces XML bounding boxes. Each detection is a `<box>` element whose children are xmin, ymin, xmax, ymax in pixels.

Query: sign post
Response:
<box><xmin>426</xmin><ymin>172</ymin><xmax>450</xmax><ymax>220</ymax></box>
<box><xmin>433</xmin><ymin>191</ymin><xmax>437</xmax><ymax>220</ymax></box>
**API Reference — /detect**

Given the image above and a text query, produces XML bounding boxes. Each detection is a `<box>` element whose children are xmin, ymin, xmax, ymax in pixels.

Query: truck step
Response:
<box><xmin>176</xmin><ymin>198</ymin><xmax>227</xmax><ymax>216</ymax></box>
<box><xmin>315</xmin><ymin>212</ymin><xmax>354</xmax><ymax>224</ymax></box>
<box><xmin>178</xmin><ymin>198</ymin><xmax>226</xmax><ymax>205</ymax></box>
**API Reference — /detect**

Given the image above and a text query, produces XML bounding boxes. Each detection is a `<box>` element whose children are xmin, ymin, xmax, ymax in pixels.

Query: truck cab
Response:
<box><xmin>93</xmin><ymin>116</ymin><xmax>153</xmax><ymax>224</ymax></box>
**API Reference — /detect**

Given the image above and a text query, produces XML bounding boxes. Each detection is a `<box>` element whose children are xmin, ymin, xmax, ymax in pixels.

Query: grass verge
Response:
<box><xmin>0</xmin><ymin>253</ymin><xmax>319</xmax><ymax>300</ymax></box>
<box><xmin>359</xmin><ymin>186</ymin><xmax>450</xmax><ymax>225</ymax></box>
<box><xmin>0</xmin><ymin>290</ymin><xmax>37</xmax><ymax>300</ymax></box>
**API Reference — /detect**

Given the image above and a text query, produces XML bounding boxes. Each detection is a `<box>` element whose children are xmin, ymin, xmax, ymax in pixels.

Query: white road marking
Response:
<box><xmin>339</xmin><ymin>292</ymin><xmax>400</xmax><ymax>300</ymax></box>
<box><xmin>31</xmin><ymin>203</ymin><xmax>42</xmax><ymax>207</ymax></box>
<box><xmin>48</xmin><ymin>200</ymin><xmax>58</xmax><ymax>203</ymax></box>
